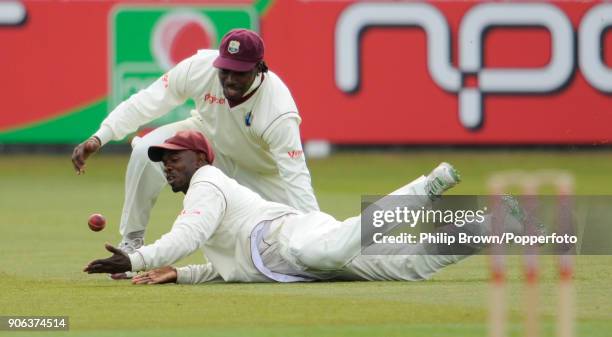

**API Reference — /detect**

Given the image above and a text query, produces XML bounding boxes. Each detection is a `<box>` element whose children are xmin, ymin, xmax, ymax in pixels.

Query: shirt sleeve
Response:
<box><xmin>175</xmin><ymin>263</ymin><xmax>223</xmax><ymax>284</ymax></box>
<box><xmin>263</xmin><ymin>117</ymin><xmax>320</xmax><ymax>212</ymax></box>
<box><xmin>93</xmin><ymin>56</ymin><xmax>194</xmax><ymax>145</ymax></box>
<box><xmin>128</xmin><ymin>181</ymin><xmax>226</xmax><ymax>271</ymax></box>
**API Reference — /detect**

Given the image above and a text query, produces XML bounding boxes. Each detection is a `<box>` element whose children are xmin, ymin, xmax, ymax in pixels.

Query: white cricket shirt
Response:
<box><xmin>128</xmin><ymin>165</ymin><xmax>300</xmax><ymax>282</ymax></box>
<box><xmin>94</xmin><ymin>50</ymin><xmax>318</xmax><ymax>212</ymax></box>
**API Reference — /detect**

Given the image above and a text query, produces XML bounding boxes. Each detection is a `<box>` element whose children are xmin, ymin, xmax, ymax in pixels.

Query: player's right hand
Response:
<box><xmin>71</xmin><ymin>137</ymin><xmax>101</xmax><ymax>175</ymax></box>
<box><xmin>83</xmin><ymin>243</ymin><xmax>131</xmax><ymax>274</ymax></box>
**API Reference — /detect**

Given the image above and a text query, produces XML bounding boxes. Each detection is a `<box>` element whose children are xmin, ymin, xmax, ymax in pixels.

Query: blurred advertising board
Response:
<box><xmin>0</xmin><ymin>0</ymin><xmax>610</xmax><ymax>144</ymax></box>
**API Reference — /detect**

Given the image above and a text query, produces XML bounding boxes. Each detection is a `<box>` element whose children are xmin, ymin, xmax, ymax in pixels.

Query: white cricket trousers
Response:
<box><xmin>273</xmin><ymin>177</ymin><xmax>467</xmax><ymax>281</ymax></box>
<box><xmin>120</xmin><ymin>117</ymin><xmax>294</xmax><ymax>237</ymax></box>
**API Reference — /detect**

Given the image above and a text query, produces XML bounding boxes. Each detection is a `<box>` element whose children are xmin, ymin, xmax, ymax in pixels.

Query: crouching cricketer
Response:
<box><xmin>84</xmin><ymin>130</ymin><xmax>490</xmax><ymax>284</ymax></box>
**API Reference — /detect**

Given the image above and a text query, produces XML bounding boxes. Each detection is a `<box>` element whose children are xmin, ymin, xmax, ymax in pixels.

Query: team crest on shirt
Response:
<box><xmin>228</xmin><ymin>40</ymin><xmax>240</xmax><ymax>54</ymax></box>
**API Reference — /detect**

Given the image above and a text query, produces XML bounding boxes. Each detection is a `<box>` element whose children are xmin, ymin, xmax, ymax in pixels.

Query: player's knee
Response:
<box><xmin>296</xmin><ymin>245</ymin><xmax>352</xmax><ymax>271</ymax></box>
<box><xmin>130</xmin><ymin>137</ymin><xmax>152</xmax><ymax>163</ymax></box>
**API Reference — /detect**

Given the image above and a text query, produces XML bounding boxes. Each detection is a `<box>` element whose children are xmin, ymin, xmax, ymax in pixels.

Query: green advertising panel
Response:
<box><xmin>0</xmin><ymin>4</ymin><xmax>257</xmax><ymax>144</ymax></box>
<box><xmin>111</xmin><ymin>6</ymin><xmax>258</xmax><ymax>128</ymax></box>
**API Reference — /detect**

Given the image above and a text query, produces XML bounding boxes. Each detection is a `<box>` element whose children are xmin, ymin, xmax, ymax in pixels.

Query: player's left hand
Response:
<box><xmin>132</xmin><ymin>266</ymin><xmax>178</xmax><ymax>285</ymax></box>
<box><xmin>83</xmin><ymin>243</ymin><xmax>131</xmax><ymax>274</ymax></box>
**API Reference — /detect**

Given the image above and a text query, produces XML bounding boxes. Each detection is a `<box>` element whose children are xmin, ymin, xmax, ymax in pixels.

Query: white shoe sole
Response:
<box><xmin>108</xmin><ymin>271</ymin><xmax>138</xmax><ymax>280</ymax></box>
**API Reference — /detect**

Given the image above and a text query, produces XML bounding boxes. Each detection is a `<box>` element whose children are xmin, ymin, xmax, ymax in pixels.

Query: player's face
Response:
<box><xmin>218</xmin><ymin>67</ymin><xmax>258</xmax><ymax>101</ymax></box>
<box><xmin>161</xmin><ymin>150</ymin><xmax>203</xmax><ymax>194</ymax></box>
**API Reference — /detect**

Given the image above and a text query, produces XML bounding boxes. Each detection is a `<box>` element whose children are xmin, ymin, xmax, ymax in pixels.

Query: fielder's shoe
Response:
<box><xmin>460</xmin><ymin>195</ymin><xmax>545</xmax><ymax>251</ymax></box>
<box><xmin>499</xmin><ymin>195</ymin><xmax>546</xmax><ymax>238</ymax></box>
<box><xmin>117</xmin><ymin>237</ymin><xmax>144</xmax><ymax>254</ymax></box>
<box><xmin>500</xmin><ymin>195</ymin><xmax>525</xmax><ymax>234</ymax></box>
<box><xmin>425</xmin><ymin>162</ymin><xmax>461</xmax><ymax>200</ymax></box>
<box><xmin>110</xmin><ymin>271</ymin><xmax>138</xmax><ymax>280</ymax></box>
<box><xmin>110</xmin><ymin>236</ymin><xmax>144</xmax><ymax>280</ymax></box>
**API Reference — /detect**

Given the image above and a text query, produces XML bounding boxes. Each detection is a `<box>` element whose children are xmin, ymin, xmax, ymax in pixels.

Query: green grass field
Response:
<box><xmin>1</xmin><ymin>151</ymin><xmax>611</xmax><ymax>337</ymax></box>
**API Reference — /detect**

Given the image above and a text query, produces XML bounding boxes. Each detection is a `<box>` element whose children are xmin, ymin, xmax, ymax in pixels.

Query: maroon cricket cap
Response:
<box><xmin>213</xmin><ymin>29</ymin><xmax>264</xmax><ymax>72</ymax></box>
<box><xmin>148</xmin><ymin>130</ymin><xmax>215</xmax><ymax>164</ymax></box>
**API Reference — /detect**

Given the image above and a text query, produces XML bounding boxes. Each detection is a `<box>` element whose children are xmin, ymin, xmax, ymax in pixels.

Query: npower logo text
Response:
<box><xmin>0</xmin><ymin>1</ymin><xmax>27</xmax><ymax>26</ymax></box>
<box><xmin>335</xmin><ymin>3</ymin><xmax>612</xmax><ymax>130</ymax></box>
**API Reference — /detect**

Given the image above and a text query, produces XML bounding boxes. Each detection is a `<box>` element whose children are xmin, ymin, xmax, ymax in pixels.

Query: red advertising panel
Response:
<box><xmin>263</xmin><ymin>1</ymin><xmax>612</xmax><ymax>144</ymax></box>
<box><xmin>0</xmin><ymin>0</ymin><xmax>610</xmax><ymax>144</ymax></box>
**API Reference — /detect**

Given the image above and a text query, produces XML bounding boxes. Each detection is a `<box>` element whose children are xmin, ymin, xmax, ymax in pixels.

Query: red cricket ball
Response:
<box><xmin>88</xmin><ymin>213</ymin><xmax>106</xmax><ymax>232</ymax></box>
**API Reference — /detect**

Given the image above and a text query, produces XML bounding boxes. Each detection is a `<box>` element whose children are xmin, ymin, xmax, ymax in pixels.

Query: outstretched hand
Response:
<box><xmin>72</xmin><ymin>137</ymin><xmax>101</xmax><ymax>175</ymax></box>
<box><xmin>132</xmin><ymin>266</ymin><xmax>178</xmax><ymax>285</ymax></box>
<box><xmin>83</xmin><ymin>244</ymin><xmax>131</xmax><ymax>274</ymax></box>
